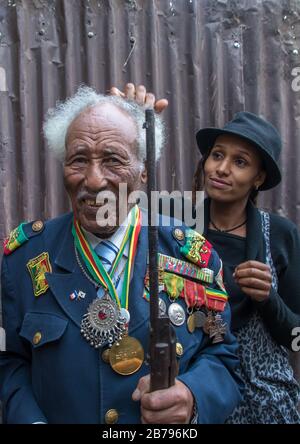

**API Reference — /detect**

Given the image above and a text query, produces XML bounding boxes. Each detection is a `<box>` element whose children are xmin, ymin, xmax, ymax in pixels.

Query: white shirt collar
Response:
<box><xmin>81</xmin><ymin>214</ymin><xmax>131</xmax><ymax>257</ymax></box>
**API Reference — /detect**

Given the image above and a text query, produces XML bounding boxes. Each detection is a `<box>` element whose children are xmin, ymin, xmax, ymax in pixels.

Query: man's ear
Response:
<box><xmin>141</xmin><ymin>163</ymin><xmax>147</xmax><ymax>184</ymax></box>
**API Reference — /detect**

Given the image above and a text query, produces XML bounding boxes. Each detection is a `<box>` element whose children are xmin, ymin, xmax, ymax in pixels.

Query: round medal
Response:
<box><xmin>120</xmin><ymin>308</ymin><xmax>130</xmax><ymax>324</ymax></box>
<box><xmin>187</xmin><ymin>313</ymin><xmax>196</xmax><ymax>333</ymax></box>
<box><xmin>194</xmin><ymin>311</ymin><xmax>207</xmax><ymax>328</ymax></box>
<box><xmin>168</xmin><ymin>302</ymin><xmax>186</xmax><ymax>326</ymax></box>
<box><xmin>109</xmin><ymin>336</ymin><xmax>144</xmax><ymax>375</ymax></box>
<box><xmin>159</xmin><ymin>298</ymin><xmax>167</xmax><ymax>316</ymax></box>
<box><xmin>81</xmin><ymin>293</ymin><xmax>126</xmax><ymax>349</ymax></box>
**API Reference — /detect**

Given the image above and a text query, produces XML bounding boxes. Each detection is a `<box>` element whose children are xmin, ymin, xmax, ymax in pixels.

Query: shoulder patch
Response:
<box><xmin>180</xmin><ymin>228</ymin><xmax>212</xmax><ymax>268</ymax></box>
<box><xmin>3</xmin><ymin>220</ymin><xmax>45</xmax><ymax>255</ymax></box>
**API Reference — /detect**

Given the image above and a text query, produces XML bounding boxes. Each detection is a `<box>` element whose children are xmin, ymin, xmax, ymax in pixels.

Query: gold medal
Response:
<box><xmin>187</xmin><ymin>313</ymin><xmax>196</xmax><ymax>333</ymax></box>
<box><xmin>109</xmin><ymin>336</ymin><xmax>144</xmax><ymax>375</ymax></box>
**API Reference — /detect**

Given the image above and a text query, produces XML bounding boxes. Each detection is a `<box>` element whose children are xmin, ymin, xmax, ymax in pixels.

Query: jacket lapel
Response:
<box><xmin>46</xmin><ymin>218</ymin><xmax>97</xmax><ymax>328</ymax></box>
<box><xmin>127</xmin><ymin>223</ymin><xmax>149</xmax><ymax>335</ymax></box>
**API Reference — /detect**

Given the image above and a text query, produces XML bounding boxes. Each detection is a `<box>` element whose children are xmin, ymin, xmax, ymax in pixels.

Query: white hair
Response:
<box><xmin>43</xmin><ymin>86</ymin><xmax>165</xmax><ymax>162</ymax></box>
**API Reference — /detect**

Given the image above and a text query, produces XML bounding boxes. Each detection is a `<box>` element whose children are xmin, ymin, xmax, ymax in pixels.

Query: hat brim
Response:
<box><xmin>196</xmin><ymin>127</ymin><xmax>281</xmax><ymax>191</ymax></box>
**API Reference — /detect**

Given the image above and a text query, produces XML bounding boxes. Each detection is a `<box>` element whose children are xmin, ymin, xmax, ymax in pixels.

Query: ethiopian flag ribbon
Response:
<box><xmin>72</xmin><ymin>205</ymin><xmax>141</xmax><ymax>309</ymax></box>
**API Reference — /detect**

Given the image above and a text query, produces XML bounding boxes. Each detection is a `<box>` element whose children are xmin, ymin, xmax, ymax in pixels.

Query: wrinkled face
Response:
<box><xmin>64</xmin><ymin>103</ymin><xmax>147</xmax><ymax>236</ymax></box>
<box><xmin>203</xmin><ymin>134</ymin><xmax>266</xmax><ymax>204</ymax></box>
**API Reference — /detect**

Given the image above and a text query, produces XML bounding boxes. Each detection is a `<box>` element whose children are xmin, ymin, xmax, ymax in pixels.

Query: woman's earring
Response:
<box><xmin>255</xmin><ymin>184</ymin><xmax>259</xmax><ymax>191</ymax></box>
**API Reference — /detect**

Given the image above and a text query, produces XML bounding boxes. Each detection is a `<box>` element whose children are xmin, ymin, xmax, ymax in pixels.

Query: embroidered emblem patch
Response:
<box><xmin>180</xmin><ymin>229</ymin><xmax>212</xmax><ymax>268</ymax></box>
<box><xmin>3</xmin><ymin>223</ymin><xmax>28</xmax><ymax>255</ymax></box>
<box><xmin>27</xmin><ymin>252</ymin><xmax>52</xmax><ymax>297</ymax></box>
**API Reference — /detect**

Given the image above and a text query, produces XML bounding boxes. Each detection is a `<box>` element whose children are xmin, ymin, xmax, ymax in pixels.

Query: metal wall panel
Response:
<box><xmin>0</xmin><ymin>0</ymin><xmax>300</xmax><ymax>414</ymax></box>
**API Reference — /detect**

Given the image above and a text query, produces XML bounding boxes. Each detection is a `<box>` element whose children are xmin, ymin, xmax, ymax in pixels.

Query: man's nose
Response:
<box><xmin>85</xmin><ymin>163</ymin><xmax>108</xmax><ymax>191</ymax></box>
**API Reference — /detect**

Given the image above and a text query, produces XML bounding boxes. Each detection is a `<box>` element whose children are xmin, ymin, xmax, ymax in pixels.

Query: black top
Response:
<box><xmin>206</xmin><ymin>230</ymin><xmax>251</xmax><ymax>332</ymax></box>
<box><xmin>203</xmin><ymin>198</ymin><xmax>300</xmax><ymax>350</ymax></box>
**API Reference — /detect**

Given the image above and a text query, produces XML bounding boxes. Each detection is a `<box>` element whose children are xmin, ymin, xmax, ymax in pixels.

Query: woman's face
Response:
<box><xmin>203</xmin><ymin>134</ymin><xmax>266</xmax><ymax>204</ymax></box>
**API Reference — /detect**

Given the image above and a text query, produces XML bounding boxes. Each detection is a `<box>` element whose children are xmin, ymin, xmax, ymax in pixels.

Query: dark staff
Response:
<box><xmin>144</xmin><ymin>108</ymin><xmax>177</xmax><ymax>392</ymax></box>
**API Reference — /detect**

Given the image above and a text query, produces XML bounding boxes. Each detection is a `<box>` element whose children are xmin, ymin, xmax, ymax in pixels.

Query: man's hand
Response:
<box><xmin>132</xmin><ymin>374</ymin><xmax>194</xmax><ymax>424</ymax></box>
<box><xmin>233</xmin><ymin>260</ymin><xmax>272</xmax><ymax>302</ymax></box>
<box><xmin>110</xmin><ymin>83</ymin><xmax>168</xmax><ymax>113</ymax></box>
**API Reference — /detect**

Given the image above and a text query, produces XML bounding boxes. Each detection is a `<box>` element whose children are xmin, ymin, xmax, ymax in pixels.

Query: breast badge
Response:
<box><xmin>27</xmin><ymin>252</ymin><xmax>52</xmax><ymax>297</ymax></box>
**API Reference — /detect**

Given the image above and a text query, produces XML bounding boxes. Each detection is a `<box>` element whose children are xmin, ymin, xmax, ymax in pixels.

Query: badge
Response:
<box><xmin>180</xmin><ymin>229</ymin><xmax>212</xmax><ymax>268</ymax></box>
<box><xmin>4</xmin><ymin>223</ymin><xmax>28</xmax><ymax>255</ymax></box>
<box><xmin>168</xmin><ymin>302</ymin><xmax>186</xmax><ymax>326</ymax></box>
<box><xmin>109</xmin><ymin>335</ymin><xmax>144</xmax><ymax>375</ymax></box>
<box><xmin>70</xmin><ymin>290</ymin><xmax>86</xmax><ymax>301</ymax></box>
<box><xmin>27</xmin><ymin>252</ymin><xmax>52</xmax><ymax>297</ymax></box>
<box><xmin>81</xmin><ymin>293</ymin><xmax>127</xmax><ymax>349</ymax></box>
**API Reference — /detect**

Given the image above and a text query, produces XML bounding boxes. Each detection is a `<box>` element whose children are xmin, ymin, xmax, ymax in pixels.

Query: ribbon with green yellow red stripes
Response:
<box><xmin>72</xmin><ymin>205</ymin><xmax>141</xmax><ymax>309</ymax></box>
<box><xmin>144</xmin><ymin>269</ymin><xmax>228</xmax><ymax>312</ymax></box>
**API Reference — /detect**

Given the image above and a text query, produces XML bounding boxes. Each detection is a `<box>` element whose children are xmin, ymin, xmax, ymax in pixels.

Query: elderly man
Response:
<box><xmin>0</xmin><ymin>87</ymin><xmax>243</xmax><ymax>424</ymax></box>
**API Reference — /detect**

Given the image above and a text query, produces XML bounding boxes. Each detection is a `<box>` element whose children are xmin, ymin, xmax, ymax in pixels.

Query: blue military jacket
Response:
<box><xmin>0</xmin><ymin>212</ymin><xmax>243</xmax><ymax>424</ymax></box>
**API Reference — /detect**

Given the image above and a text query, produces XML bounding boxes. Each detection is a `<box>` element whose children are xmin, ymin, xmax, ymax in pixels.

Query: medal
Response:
<box><xmin>194</xmin><ymin>310</ymin><xmax>207</xmax><ymax>328</ymax></box>
<box><xmin>210</xmin><ymin>313</ymin><xmax>227</xmax><ymax>344</ymax></box>
<box><xmin>203</xmin><ymin>312</ymin><xmax>227</xmax><ymax>343</ymax></box>
<box><xmin>187</xmin><ymin>313</ymin><xmax>196</xmax><ymax>333</ymax></box>
<box><xmin>81</xmin><ymin>293</ymin><xmax>127</xmax><ymax>348</ymax></box>
<box><xmin>74</xmin><ymin>206</ymin><xmax>141</xmax><ymax>349</ymax></box>
<box><xmin>168</xmin><ymin>302</ymin><xmax>186</xmax><ymax>326</ymax></box>
<box><xmin>109</xmin><ymin>335</ymin><xmax>144</xmax><ymax>375</ymax></box>
<box><xmin>120</xmin><ymin>308</ymin><xmax>130</xmax><ymax>324</ymax></box>
<box><xmin>159</xmin><ymin>298</ymin><xmax>167</xmax><ymax>316</ymax></box>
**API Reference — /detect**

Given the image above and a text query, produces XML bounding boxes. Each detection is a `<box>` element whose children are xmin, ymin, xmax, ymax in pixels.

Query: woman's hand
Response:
<box><xmin>110</xmin><ymin>83</ymin><xmax>168</xmax><ymax>113</ymax></box>
<box><xmin>132</xmin><ymin>375</ymin><xmax>194</xmax><ymax>424</ymax></box>
<box><xmin>233</xmin><ymin>260</ymin><xmax>272</xmax><ymax>302</ymax></box>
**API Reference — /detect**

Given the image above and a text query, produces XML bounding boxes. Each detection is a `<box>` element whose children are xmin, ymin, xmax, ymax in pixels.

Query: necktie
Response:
<box><xmin>94</xmin><ymin>240</ymin><xmax>119</xmax><ymax>273</ymax></box>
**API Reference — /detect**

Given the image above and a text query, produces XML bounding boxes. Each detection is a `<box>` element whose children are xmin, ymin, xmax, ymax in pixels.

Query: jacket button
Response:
<box><xmin>101</xmin><ymin>349</ymin><xmax>110</xmax><ymax>364</ymax></box>
<box><xmin>32</xmin><ymin>220</ymin><xmax>44</xmax><ymax>232</ymax></box>
<box><xmin>176</xmin><ymin>342</ymin><xmax>184</xmax><ymax>357</ymax></box>
<box><xmin>173</xmin><ymin>228</ymin><xmax>185</xmax><ymax>241</ymax></box>
<box><xmin>105</xmin><ymin>409</ymin><xmax>119</xmax><ymax>424</ymax></box>
<box><xmin>33</xmin><ymin>332</ymin><xmax>42</xmax><ymax>345</ymax></box>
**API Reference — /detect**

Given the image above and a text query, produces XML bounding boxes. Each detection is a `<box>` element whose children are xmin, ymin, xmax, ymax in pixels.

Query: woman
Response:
<box><xmin>193</xmin><ymin>111</ymin><xmax>300</xmax><ymax>423</ymax></box>
<box><xmin>111</xmin><ymin>85</ymin><xmax>300</xmax><ymax>423</ymax></box>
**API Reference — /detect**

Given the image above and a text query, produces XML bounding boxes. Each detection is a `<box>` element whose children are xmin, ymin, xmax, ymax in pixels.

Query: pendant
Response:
<box><xmin>81</xmin><ymin>293</ymin><xmax>127</xmax><ymax>349</ymax></box>
<box><xmin>168</xmin><ymin>302</ymin><xmax>186</xmax><ymax>326</ymax></box>
<box><xmin>109</xmin><ymin>335</ymin><xmax>144</xmax><ymax>375</ymax></box>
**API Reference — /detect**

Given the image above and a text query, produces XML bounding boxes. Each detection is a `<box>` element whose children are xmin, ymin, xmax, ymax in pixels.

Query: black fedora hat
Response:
<box><xmin>196</xmin><ymin>111</ymin><xmax>282</xmax><ymax>190</ymax></box>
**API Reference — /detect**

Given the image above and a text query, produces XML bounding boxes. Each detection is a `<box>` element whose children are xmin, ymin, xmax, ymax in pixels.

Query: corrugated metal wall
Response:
<box><xmin>0</xmin><ymin>0</ymin><xmax>300</xmax><ymax>415</ymax></box>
